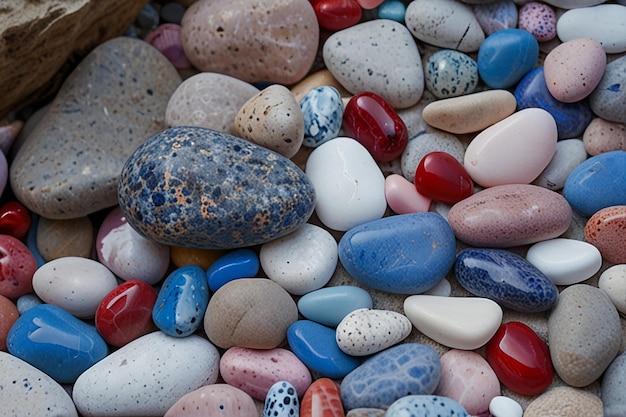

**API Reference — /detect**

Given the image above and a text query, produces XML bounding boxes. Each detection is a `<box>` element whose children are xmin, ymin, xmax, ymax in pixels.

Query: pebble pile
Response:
<box><xmin>0</xmin><ymin>0</ymin><xmax>625</xmax><ymax>416</ymax></box>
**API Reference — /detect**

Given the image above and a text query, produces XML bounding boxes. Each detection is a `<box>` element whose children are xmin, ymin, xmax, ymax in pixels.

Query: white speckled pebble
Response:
<box><xmin>556</xmin><ymin>4</ymin><xmax>626</xmax><ymax>53</ymax></box>
<box><xmin>532</xmin><ymin>138</ymin><xmax>588</xmax><ymax>191</ymax></box>
<box><xmin>599</xmin><ymin>264</ymin><xmax>626</xmax><ymax>315</ymax></box>
<box><xmin>589</xmin><ymin>55</ymin><xmax>626</xmax><ymax>124</ymax></box>
<box><xmin>73</xmin><ymin>331</ymin><xmax>220</xmax><ymax>417</ymax></box>
<box><xmin>32</xmin><ymin>256</ymin><xmax>118</xmax><ymax>319</ymax></box>
<box><xmin>401</xmin><ymin>131</ymin><xmax>465</xmax><ymax>181</ymax></box>
<box><xmin>323</xmin><ymin>19</ymin><xmax>424</xmax><ymax>109</ymax></box>
<box><xmin>0</xmin><ymin>351</ymin><xmax>79</xmax><ymax>417</ymax></box>
<box><xmin>260</xmin><ymin>223</ymin><xmax>338</xmax><ymax>296</ymax></box>
<box><xmin>489</xmin><ymin>396</ymin><xmax>523</xmax><ymax>417</ymax></box>
<box><xmin>336</xmin><ymin>308</ymin><xmax>412</xmax><ymax>356</ymax></box>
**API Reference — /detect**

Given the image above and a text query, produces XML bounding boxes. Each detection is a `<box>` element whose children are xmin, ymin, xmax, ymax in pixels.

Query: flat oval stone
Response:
<box><xmin>0</xmin><ymin>234</ymin><xmax>37</xmax><ymax>299</ymax></box>
<box><xmin>36</xmin><ymin>216</ymin><xmax>93</xmax><ymax>261</ymax></box>
<box><xmin>297</xmin><ymin>285</ymin><xmax>373</xmax><ymax>328</ymax></box>
<box><xmin>563</xmin><ymin>150</ymin><xmax>626</xmax><ymax>217</ymax></box>
<box><xmin>524</xmin><ymin>386</ymin><xmax>603</xmax><ymax>417</ymax></box>
<box><xmin>300</xmin><ymin>85</ymin><xmax>343</xmax><ymax>148</ymax></box>
<box><xmin>548</xmin><ymin>284</ymin><xmax>622</xmax><ymax>387</ymax></box>
<box><xmin>385</xmin><ymin>395</ymin><xmax>468</xmax><ymax>417</ymax></box>
<box><xmin>448</xmin><ymin>184</ymin><xmax>572</xmax><ymax>247</ymax></box>
<box><xmin>405</xmin><ymin>0</ymin><xmax>484</xmax><ymax>52</ymax></box>
<box><xmin>422</xmin><ymin>89</ymin><xmax>517</xmax><ymax>134</ymax></box>
<box><xmin>425</xmin><ymin>49</ymin><xmax>478</xmax><ymax>99</ymax></box>
<box><xmin>526</xmin><ymin>238</ymin><xmax>602</xmax><ymax>285</ymax></box>
<box><xmin>601</xmin><ymin>350</ymin><xmax>626</xmax><ymax>417</ymax></box>
<box><xmin>455</xmin><ymin>248</ymin><xmax>558</xmax><ymax>313</ymax></box>
<box><xmin>301</xmin><ymin>378</ymin><xmax>345</xmax><ymax>417</ymax></box>
<box><xmin>206</xmin><ymin>248</ymin><xmax>259</xmax><ymax>293</ymax></box>
<box><xmin>403</xmin><ymin>295</ymin><xmax>503</xmax><ymax>350</ymax></box>
<box><xmin>205</xmin><ymin>278</ymin><xmax>298</xmax><ymax>349</ymax></box>
<box><xmin>340</xmin><ymin>343</ymin><xmax>441</xmax><ymax>410</ymax></box>
<box><xmin>589</xmin><ymin>55</ymin><xmax>626</xmax><ymax>124</ymax></box>
<box><xmin>0</xmin><ymin>351</ymin><xmax>78</xmax><ymax>417</ymax></box>
<box><xmin>556</xmin><ymin>4</ymin><xmax>626</xmax><ymax>54</ymax></box>
<box><xmin>220</xmin><ymin>347</ymin><xmax>312</xmax><ymax>400</ymax></box>
<box><xmin>180</xmin><ymin>0</ymin><xmax>318</xmax><ymax>84</ymax></box>
<box><xmin>598</xmin><ymin>264</ymin><xmax>626</xmax><ymax>314</ymax></box>
<box><xmin>338</xmin><ymin>212</ymin><xmax>456</xmax><ymax>294</ymax></box>
<box><xmin>532</xmin><ymin>138</ymin><xmax>588</xmax><ymax>191</ymax></box>
<box><xmin>263</xmin><ymin>381</ymin><xmax>300</xmax><ymax>417</ymax></box>
<box><xmin>584</xmin><ymin>205</ymin><xmax>626</xmax><ymax>264</ymax></box>
<box><xmin>118</xmin><ymin>126</ymin><xmax>316</xmax><ymax>249</ymax></box>
<box><xmin>73</xmin><ymin>331</ymin><xmax>220</xmax><ymax>417</ymax></box>
<box><xmin>305</xmin><ymin>137</ymin><xmax>386</xmax><ymax>231</ymax></box>
<box><xmin>473</xmin><ymin>1</ymin><xmax>518</xmax><ymax>35</ymax></box>
<box><xmin>165</xmin><ymin>384</ymin><xmax>257</xmax><ymax>417</ymax></box>
<box><xmin>583</xmin><ymin>118</ymin><xmax>626</xmax><ymax>156</ymax></box>
<box><xmin>464</xmin><ymin>108</ymin><xmax>557</xmax><ymax>188</ymax></box>
<box><xmin>7</xmin><ymin>304</ymin><xmax>108</xmax><ymax>384</ymax></box>
<box><xmin>385</xmin><ymin>173</ymin><xmax>432</xmax><ymax>214</ymax></box>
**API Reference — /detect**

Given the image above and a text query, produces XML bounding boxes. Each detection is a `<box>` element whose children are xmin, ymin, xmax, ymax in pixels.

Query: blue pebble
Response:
<box><xmin>341</xmin><ymin>343</ymin><xmax>441</xmax><ymax>410</ymax></box>
<box><xmin>135</xmin><ymin>3</ymin><xmax>160</xmax><ymax>32</ymax></box>
<box><xmin>377</xmin><ymin>0</ymin><xmax>407</xmax><ymax>22</ymax></box>
<box><xmin>263</xmin><ymin>380</ymin><xmax>300</xmax><ymax>417</ymax></box>
<box><xmin>206</xmin><ymin>248</ymin><xmax>260</xmax><ymax>292</ymax></box>
<box><xmin>338</xmin><ymin>213</ymin><xmax>456</xmax><ymax>294</ymax></box>
<box><xmin>477</xmin><ymin>28</ymin><xmax>538</xmax><ymax>89</ymax></box>
<box><xmin>153</xmin><ymin>265</ymin><xmax>209</xmax><ymax>337</ymax></box>
<box><xmin>515</xmin><ymin>67</ymin><xmax>594</xmax><ymax>139</ymax></box>
<box><xmin>300</xmin><ymin>86</ymin><xmax>343</xmax><ymax>148</ymax></box>
<box><xmin>16</xmin><ymin>293</ymin><xmax>43</xmax><ymax>315</ymax></box>
<box><xmin>425</xmin><ymin>49</ymin><xmax>478</xmax><ymax>99</ymax></box>
<box><xmin>563</xmin><ymin>150</ymin><xmax>626</xmax><ymax>217</ymax></box>
<box><xmin>455</xmin><ymin>248</ymin><xmax>558</xmax><ymax>313</ymax></box>
<box><xmin>7</xmin><ymin>304</ymin><xmax>108</xmax><ymax>384</ymax></box>
<box><xmin>385</xmin><ymin>395</ymin><xmax>469</xmax><ymax>417</ymax></box>
<box><xmin>602</xmin><ymin>350</ymin><xmax>626</xmax><ymax>416</ymax></box>
<box><xmin>26</xmin><ymin>214</ymin><xmax>45</xmax><ymax>267</ymax></box>
<box><xmin>287</xmin><ymin>320</ymin><xmax>361</xmax><ymax>379</ymax></box>
<box><xmin>297</xmin><ymin>286</ymin><xmax>373</xmax><ymax>328</ymax></box>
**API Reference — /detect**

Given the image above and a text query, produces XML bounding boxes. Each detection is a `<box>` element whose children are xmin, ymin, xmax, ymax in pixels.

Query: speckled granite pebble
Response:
<box><xmin>425</xmin><ymin>50</ymin><xmax>478</xmax><ymax>99</ymax></box>
<box><xmin>36</xmin><ymin>216</ymin><xmax>93</xmax><ymax>261</ymax></box>
<box><xmin>118</xmin><ymin>126</ymin><xmax>315</xmax><ymax>249</ymax></box>
<box><xmin>589</xmin><ymin>55</ymin><xmax>626</xmax><ymax>124</ymax></box>
<box><xmin>518</xmin><ymin>2</ymin><xmax>557</xmax><ymax>42</ymax></box>
<box><xmin>523</xmin><ymin>386</ymin><xmax>603</xmax><ymax>417</ymax></box>
<box><xmin>384</xmin><ymin>395</ymin><xmax>469</xmax><ymax>417</ymax></box>
<box><xmin>583</xmin><ymin>118</ymin><xmax>626</xmax><ymax>156</ymax></box>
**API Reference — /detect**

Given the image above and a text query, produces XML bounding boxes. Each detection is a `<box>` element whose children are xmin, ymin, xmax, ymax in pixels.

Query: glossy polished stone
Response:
<box><xmin>311</xmin><ymin>0</ymin><xmax>362</xmax><ymax>31</ymax></box>
<box><xmin>584</xmin><ymin>206</ymin><xmax>626</xmax><ymax>264</ymax></box>
<box><xmin>414</xmin><ymin>151</ymin><xmax>473</xmax><ymax>204</ymax></box>
<box><xmin>301</xmin><ymin>378</ymin><xmax>344</xmax><ymax>417</ymax></box>
<box><xmin>300</xmin><ymin>85</ymin><xmax>343</xmax><ymax>148</ymax></box>
<box><xmin>297</xmin><ymin>286</ymin><xmax>373</xmax><ymax>328</ymax></box>
<box><xmin>0</xmin><ymin>201</ymin><xmax>31</xmax><ymax>239</ymax></box>
<box><xmin>206</xmin><ymin>248</ymin><xmax>259</xmax><ymax>293</ymax></box>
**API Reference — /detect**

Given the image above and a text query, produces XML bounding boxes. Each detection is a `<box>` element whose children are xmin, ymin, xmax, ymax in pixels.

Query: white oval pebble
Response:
<box><xmin>532</xmin><ymin>138</ymin><xmax>588</xmax><ymax>191</ymax></box>
<box><xmin>489</xmin><ymin>396</ymin><xmax>523</xmax><ymax>417</ymax></box>
<box><xmin>260</xmin><ymin>223</ymin><xmax>338</xmax><ymax>296</ymax></box>
<box><xmin>598</xmin><ymin>264</ymin><xmax>626</xmax><ymax>315</ymax></box>
<box><xmin>556</xmin><ymin>4</ymin><xmax>626</xmax><ymax>53</ymax></box>
<box><xmin>73</xmin><ymin>331</ymin><xmax>220</xmax><ymax>417</ymax></box>
<box><xmin>306</xmin><ymin>137</ymin><xmax>386</xmax><ymax>231</ymax></box>
<box><xmin>403</xmin><ymin>295</ymin><xmax>503</xmax><ymax>350</ymax></box>
<box><xmin>336</xmin><ymin>308</ymin><xmax>412</xmax><ymax>356</ymax></box>
<box><xmin>32</xmin><ymin>256</ymin><xmax>118</xmax><ymax>319</ymax></box>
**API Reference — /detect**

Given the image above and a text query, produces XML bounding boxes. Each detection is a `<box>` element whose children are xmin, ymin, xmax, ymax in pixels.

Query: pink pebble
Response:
<box><xmin>220</xmin><ymin>346</ymin><xmax>312</xmax><ymax>400</ymax></box>
<box><xmin>356</xmin><ymin>0</ymin><xmax>384</xmax><ymax>9</ymax></box>
<box><xmin>518</xmin><ymin>2</ymin><xmax>556</xmax><ymax>42</ymax></box>
<box><xmin>145</xmin><ymin>23</ymin><xmax>192</xmax><ymax>69</ymax></box>
<box><xmin>164</xmin><ymin>384</ymin><xmax>257</xmax><ymax>417</ymax></box>
<box><xmin>384</xmin><ymin>174</ymin><xmax>432</xmax><ymax>214</ymax></box>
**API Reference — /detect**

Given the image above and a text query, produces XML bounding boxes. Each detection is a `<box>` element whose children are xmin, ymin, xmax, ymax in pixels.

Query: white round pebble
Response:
<box><xmin>532</xmin><ymin>138</ymin><xmax>588</xmax><ymax>191</ymax></box>
<box><xmin>598</xmin><ymin>264</ymin><xmax>626</xmax><ymax>315</ymax></box>
<box><xmin>489</xmin><ymin>395</ymin><xmax>523</xmax><ymax>417</ymax></box>
<box><xmin>260</xmin><ymin>223</ymin><xmax>338</xmax><ymax>296</ymax></box>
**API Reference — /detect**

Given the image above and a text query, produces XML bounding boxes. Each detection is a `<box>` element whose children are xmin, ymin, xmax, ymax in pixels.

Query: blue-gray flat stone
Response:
<box><xmin>118</xmin><ymin>126</ymin><xmax>316</xmax><ymax>249</ymax></box>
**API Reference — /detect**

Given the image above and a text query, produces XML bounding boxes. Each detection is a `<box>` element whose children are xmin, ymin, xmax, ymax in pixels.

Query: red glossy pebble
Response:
<box><xmin>485</xmin><ymin>321</ymin><xmax>553</xmax><ymax>396</ymax></box>
<box><xmin>0</xmin><ymin>234</ymin><xmax>37</xmax><ymax>299</ymax></box>
<box><xmin>300</xmin><ymin>377</ymin><xmax>345</xmax><ymax>417</ymax></box>
<box><xmin>0</xmin><ymin>201</ymin><xmax>31</xmax><ymax>239</ymax></box>
<box><xmin>95</xmin><ymin>280</ymin><xmax>158</xmax><ymax>347</ymax></box>
<box><xmin>414</xmin><ymin>151</ymin><xmax>474</xmax><ymax>204</ymax></box>
<box><xmin>342</xmin><ymin>91</ymin><xmax>409</xmax><ymax>162</ymax></box>
<box><xmin>311</xmin><ymin>0</ymin><xmax>362</xmax><ymax>32</ymax></box>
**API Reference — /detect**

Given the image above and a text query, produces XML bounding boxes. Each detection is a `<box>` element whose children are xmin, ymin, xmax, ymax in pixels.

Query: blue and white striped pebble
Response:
<box><xmin>384</xmin><ymin>395</ymin><xmax>468</xmax><ymax>417</ymax></box>
<box><xmin>263</xmin><ymin>380</ymin><xmax>299</xmax><ymax>417</ymax></box>
<box><xmin>300</xmin><ymin>86</ymin><xmax>343</xmax><ymax>148</ymax></box>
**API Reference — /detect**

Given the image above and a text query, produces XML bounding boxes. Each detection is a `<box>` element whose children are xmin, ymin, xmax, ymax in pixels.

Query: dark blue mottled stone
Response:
<box><xmin>455</xmin><ymin>248</ymin><xmax>558</xmax><ymax>313</ymax></box>
<box><xmin>340</xmin><ymin>343</ymin><xmax>441</xmax><ymax>410</ymax></box>
<box><xmin>515</xmin><ymin>67</ymin><xmax>594</xmax><ymax>139</ymax></box>
<box><xmin>385</xmin><ymin>395</ymin><xmax>468</xmax><ymax>417</ymax></box>
<box><xmin>118</xmin><ymin>126</ymin><xmax>316</xmax><ymax>249</ymax></box>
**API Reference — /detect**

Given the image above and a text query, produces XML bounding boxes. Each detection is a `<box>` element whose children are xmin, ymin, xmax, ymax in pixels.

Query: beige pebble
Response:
<box><xmin>583</xmin><ymin>117</ymin><xmax>626</xmax><ymax>156</ymax></box>
<box><xmin>598</xmin><ymin>264</ymin><xmax>626</xmax><ymax>315</ymax></box>
<box><xmin>523</xmin><ymin>386</ymin><xmax>603</xmax><ymax>417</ymax></box>
<box><xmin>234</xmin><ymin>84</ymin><xmax>304</xmax><ymax>158</ymax></box>
<box><xmin>290</xmin><ymin>69</ymin><xmax>351</xmax><ymax>103</ymax></box>
<box><xmin>36</xmin><ymin>216</ymin><xmax>93</xmax><ymax>261</ymax></box>
<box><xmin>422</xmin><ymin>90</ymin><xmax>516</xmax><ymax>134</ymax></box>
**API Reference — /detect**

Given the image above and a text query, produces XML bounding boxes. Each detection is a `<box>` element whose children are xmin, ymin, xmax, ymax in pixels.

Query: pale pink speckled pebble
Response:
<box><xmin>518</xmin><ymin>2</ymin><xmax>557</xmax><ymax>42</ymax></box>
<box><xmin>164</xmin><ymin>384</ymin><xmax>257</xmax><ymax>417</ymax></box>
<box><xmin>583</xmin><ymin>118</ymin><xmax>626</xmax><ymax>156</ymax></box>
<box><xmin>584</xmin><ymin>205</ymin><xmax>626</xmax><ymax>264</ymax></box>
<box><xmin>384</xmin><ymin>174</ymin><xmax>432</xmax><ymax>214</ymax></box>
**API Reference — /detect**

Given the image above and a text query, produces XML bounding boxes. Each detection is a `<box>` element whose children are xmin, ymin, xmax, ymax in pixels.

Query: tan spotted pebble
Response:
<box><xmin>583</xmin><ymin>118</ymin><xmax>626</xmax><ymax>156</ymax></box>
<box><xmin>523</xmin><ymin>386</ymin><xmax>603</xmax><ymax>417</ymax></box>
<box><xmin>584</xmin><ymin>205</ymin><xmax>626</xmax><ymax>264</ymax></box>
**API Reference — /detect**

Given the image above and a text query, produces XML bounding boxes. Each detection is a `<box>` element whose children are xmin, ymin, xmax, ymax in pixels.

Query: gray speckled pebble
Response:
<box><xmin>603</xmin><ymin>350</ymin><xmax>626</xmax><ymax>417</ymax></box>
<box><xmin>384</xmin><ymin>395</ymin><xmax>469</xmax><ymax>417</ymax></box>
<box><xmin>590</xmin><ymin>55</ymin><xmax>626</xmax><ymax>124</ymax></box>
<box><xmin>532</xmin><ymin>138</ymin><xmax>587</xmax><ymax>191</ymax></box>
<box><xmin>323</xmin><ymin>19</ymin><xmax>424</xmax><ymax>109</ymax></box>
<box><xmin>400</xmin><ymin>130</ymin><xmax>465</xmax><ymax>181</ymax></box>
<box><xmin>425</xmin><ymin>49</ymin><xmax>478</xmax><ymax>99</ymax></box>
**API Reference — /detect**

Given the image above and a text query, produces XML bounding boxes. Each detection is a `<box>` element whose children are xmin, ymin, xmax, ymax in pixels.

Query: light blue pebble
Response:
<box><xmin>206</xmin><ymin>248</ymin><xmax>259</xmax><ymax>292</ymax></box>
<box><xmin>7</xmin><ymin>304</ymin><xmax>108</xmax><ymax>384</ymax></box>
<box><xmin>300</xmin><ymin>86</ymin><xmax>343</xmax><ymax>148</ymax></box>
<box><xmin>477</xmin><ymin>28</ymin><xmax>538</xmax><ymax>89</ymax></box>
<box><xmin>563</xmin><ymin>150</ymin><xmax>626</xmax><ymax>217</ymax></box>
<box><xmin>297</xmin><ymin>285</ymin><xmax>373</xmax><ymax>328</ymax></box>
<box><xmin>473</xmin><ymin>0</ymin><xmax>518</xmax><ymax>35</ymax></box>
<box><xmin>425</xmin><ymin>49</ymin><xmax>478</xmax><ymax>99</ymax></box>
<box><xmin>287</xmin><ymin>320</ymin><xmax>361</xmax><ymax>379</ymax></box>
<box><xmin>338</xmin><ymin>213</ymin><xmax>456</xmax><ymax>294</ymax></box>
<box><xmin>16</xmin><ymin>293</ymin><xmax>44</xmax><ymax>315</ymax></box>
<box><xmin>152</xmin><ymin>265</ymin><xmax>209</xmax><ymax>337</ymax></box>
<box><xmin>263</xmin><ymin>380</ymin><xmax>300</xmax><ymax>417</ymax></box>
<box><xmin>602</xmin><ymin>350</ymin><xmax>626</xmax><ymax>417</ymax></box>
<box><xmin>377</xmin><ymin>0</ymin><xmax>406</xmax><ymax>22</ymax></box>
<box><xmin>385</xmin><ymin>395</ymin><xmax>469</xmax><ymax>417</ymax></box>
<box><xmin>26</xmin><ymin>214</ymin><xmax>45</xmax><ymax>267</ymax></box>
<box><xmin>589</xmin><ymin>54</ymin><xmax>626</xmax><ymax>124</ymax></box>
<box><xmin>341</xmin><ymin>343</ymin><xmax>441</xmax><ymax>410</ymax></box>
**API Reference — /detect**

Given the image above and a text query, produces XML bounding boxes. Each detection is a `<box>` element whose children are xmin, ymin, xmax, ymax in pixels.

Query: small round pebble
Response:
<box><xmin>489</xmin><ymin>396</ymin><xmax>523</xmax><ymax>417</ymax></box>
<box><xmin>518</xmin><ymin>2</ymin><xmax>557</xmax><ymax>42</ymax></box>
<box><xmin>299</xmin><ymin>85</ymin><xmax>343</xmax><ymax>148</ymax></box>
<box><xmin>583</xmin><ymin>118</ymin><xmax>626</xmax><ymax>156</ymax></box>
<box><xmin>523</xmin><ymin>386</ymin><xmax>603</xmax><ymax>417</ymax></box>
<box><xmin>584</xmin><ymin>205</ymin><xmax>626</xmax><ymax>264</ymax></box>
<box><xmin>598</xmin><ymin>264</ymin><xmax>626</xmax><ymax>314</ymax></box>
<box><xmin>263</xmin><ymin>380</ymin><xmax>300</xmax><ymax>417</ymax></box>
<box><xmin>425</xmin><ymin>50</ymin><xmax>478</xmax><ymax>99</ymax></box>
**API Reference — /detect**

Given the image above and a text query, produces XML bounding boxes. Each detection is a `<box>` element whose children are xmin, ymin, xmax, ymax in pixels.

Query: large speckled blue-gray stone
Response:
<box><xmin>118</xmin><ymin>126</ymin><xmax>316</xmax><ymax>249</ymax></box>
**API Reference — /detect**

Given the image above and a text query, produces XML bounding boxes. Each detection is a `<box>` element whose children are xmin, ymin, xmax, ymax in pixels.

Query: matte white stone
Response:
<box><xmin>489</xmin><ymin>396</ymin><xmax>523</xmax><ymax>417</ymax></box>
<box><xmin>599</xmin><ymin>264</ymin><xmax>626</xmax><ymax>315</ymax></box>
<box><xmin>557</xmin><ymin>4</ymin><xmax>626</xmax><ymax>53</ymax></box>
<box><xmin>526</xmin><ymin>238</ymin><xmax>602</xmax><ymax>285</ymax></box>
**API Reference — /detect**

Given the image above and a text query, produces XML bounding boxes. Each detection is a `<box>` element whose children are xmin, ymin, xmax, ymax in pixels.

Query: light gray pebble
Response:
<box><xmin>602</xmin><ymin>350</ymin><xmax>626</xmax><ymax>417</ymax></box>
<box><xmin>401</xmin><ymin>130</ymin><xmax>466</xmax><ymax>181</ymax></box>
<box><xmin>590</xmin><ymin>55</ymin><xmax>626</xmax><ymax>124</ymax></box>
<box><xmin>532</xmin><ymin>138</ymin><xmax>587</xmax><ymax>191</ymax></box>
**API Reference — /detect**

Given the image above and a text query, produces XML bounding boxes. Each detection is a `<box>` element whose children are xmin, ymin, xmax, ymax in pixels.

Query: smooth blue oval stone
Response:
<box><xmin>206</xmin><ymin>248</ymin><xmax>260</xmax><ymax>292</ymax></box>
<box><xmin>153</xmin><ymin>265</ymin><xmax>209</xmax><ymax>337</ymax></box>
<box><xmin>287</xmin><ymin>320</ymin><xmax>360</xmax><ymax>379</ymax></box>
<box><xmin>455</xmin><ymin>248</ymin><xmax>558</xmax><ymax>313</ymax></box>
<box><xmin>377</xmin><ymin>0</ymin><xmax>407</xmax><ymax>22</ymax></box>
<box><xmin>385</xmin><ymin>395</ymin><xmax>469</xmax><ymax>417</ymax></box>
<box><xmin>426</xmin><ymin>49</ymin><xmax>478</xmax><ymax>99</ymax></box>
<box><xmin>118</xmin><ymin>126</ymin><xmax>316</xmax><ymax>249</ymax></box>
<box><xmin>263</xmin><ymin>380</ymin><xmax>300</xmax><ymax>417</ymax></box>
<box><xmin>338</xmin><ymin>213</ymin><xmax>456</xmax><ymax>294</ymax></box>
<box><xmin>7</xmin><ymin>304</ymin><xmax>108</xmax><ymax>384</ymax></box>
<box><xmin>297</xmin><ymin>286</ymin><xmax>373</xmax><ymax>327</ymax></box>
<box><xmin>341</xmin><ymin>343</ymin><xmax>441</xmax><ymax>410</ymax></box>
<box><xmin>563</xmin><ymin>150</ymin><xmax>626</xmax><ymax>217</ymax></box>
<box><xmin>300</xmin><ymin>86</ymin><xmax>343</xmax><ymax>148</ymax></box>
<box><xmin>477</xmin><ymin>28</ymin><xmax>538</xmax><ymax>89</ymax></box>
<box><xmin>515</xmin><ymin>66</ymin><xmax>594</xmax><ymax>139</ymax></box>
